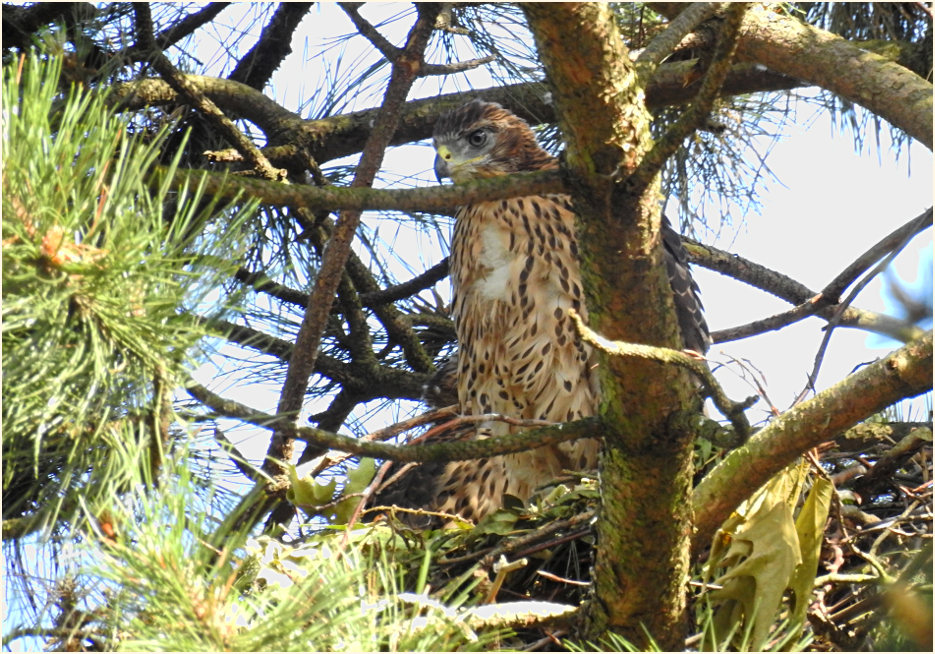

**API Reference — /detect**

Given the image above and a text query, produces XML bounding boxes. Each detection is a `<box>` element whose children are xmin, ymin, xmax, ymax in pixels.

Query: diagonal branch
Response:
<box><xmin>822</xmin><ymin>208</ymin><xmax>932</xmax><ymax>302</ymax></box>
<box><xmin>339</xmin><ymin>2</ymin><xmax>400</xmax><ymax>62</ymax></box>
<box><xmin>228</xmin><ymin>2</ymin><xmax>314</xmax><ymax>90</ymax></box>
<box><xmin>236</xmin><ymin>260</ymin><xmax>450</xmax><ymax>309</ymax></box>
<box><xmin>692</xmin><ymin>329</ymin><xmax>933</xmax><ymax>554</ymax></box>
<box><xmin>796</xmin><ymin>212</ymin><xmax>930</xmax><ymax>401</ymax></box>
<box><xmin>421</xmin><ymin>55</ymin><xmax>496</xmax><ymax>76</ymax></box>
<box><xmin>636</xmin><ymin>2</ymin><xmax>722</xmax><ymax>71</ymax></box>
<box><xmin>359</xmin><ymin>260</ymin><xmax>450</xmax><ymax>306</ymax></box>
<box><xmin>264</xmin><ymin>5</ymin><xmax>443</xmax><ymax>486</ymax></box>
<box><xmin>234</xmin><ymin>268</ymin><xmax>308</xmax><ymax>307</ymax></box>
<box><xmin>132</xmin><ymin>4</ymin><xmax>283</xmax><ymax>181</ymax></box>
<box><xmin>214</xmin><ymin>428</ymin><xmax>262</xmax><ymax>481</ymax></box>
<box><xmin>629</xmin><ymin>3</ymin><xmax>748</xmax><ymax>195</ymax></box>
<box><xmin>156</xmin><ymin>3</ymin><xmax>231</xmax><ymax>50</ymax></box>
<box><xmin>686</xmin><ymin>239</ymin><xmax>927</xmax><ymax>344</ymax></box>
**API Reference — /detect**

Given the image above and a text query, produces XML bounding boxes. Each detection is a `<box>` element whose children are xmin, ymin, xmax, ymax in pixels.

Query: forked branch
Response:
<box><xmin>569</xmin><ymin>309</ymin><xmax>754</xmax><ymax>440</ymax></box>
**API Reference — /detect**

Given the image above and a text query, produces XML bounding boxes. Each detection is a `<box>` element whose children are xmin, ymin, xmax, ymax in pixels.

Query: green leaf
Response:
<box><xmin>474</xmin><ymin>509</ymin><xmax>520</xmax><ymax>536</ymax></box>
<box><xmin>344</xmin><ymin>458</ymin><xmax>377</xmax><ymax>494</ymax></box>
<box><xmin>287</xmin><ymin>465</ymin><xmax>337</xmax><ymax>507</ymax></box>
<box><xmin>789</xmin><ymin>476</ymin><xmax>833</xmax><ymax>622</ymax></box>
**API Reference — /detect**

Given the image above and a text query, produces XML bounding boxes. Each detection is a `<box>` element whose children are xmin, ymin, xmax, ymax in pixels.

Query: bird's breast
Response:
<box><xmin>472</xmin><ymin>222</ymin><xmax>517</xmax><ymax>301</ymax></box>
<box><xmin>453</xmin><ymin>203</ymin><xmax>523</xmax><ymax>305</ymax></box>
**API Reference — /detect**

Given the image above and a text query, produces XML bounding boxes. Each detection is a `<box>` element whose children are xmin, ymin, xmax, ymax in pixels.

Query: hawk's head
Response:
<box><xmin>432</xmin><ymin>99</ymin><xmax>555</xmax><ymax>182</ymax></box>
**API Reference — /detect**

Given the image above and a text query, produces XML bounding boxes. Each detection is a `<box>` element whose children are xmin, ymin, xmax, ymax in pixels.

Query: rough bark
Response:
<box><xmin>111</xmin><ymin>61</ymin><xmax>801</xmax><ymax>165</ymax></box>
<box><xmin>652</xmin><ymin>3</ymin><xmax>933</xmax><ymax>148</ymax></box>
<box><xmin>523</xmin><ymin>4</ymin><xmax>696</xmax><ymax>648</ymax></box>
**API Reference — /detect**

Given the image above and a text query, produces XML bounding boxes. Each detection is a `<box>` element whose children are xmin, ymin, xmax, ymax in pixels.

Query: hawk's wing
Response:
<box><xmin>662</xmin><ymin>216</ymin><xmax>711</xmax><ymax>354</ymax></box>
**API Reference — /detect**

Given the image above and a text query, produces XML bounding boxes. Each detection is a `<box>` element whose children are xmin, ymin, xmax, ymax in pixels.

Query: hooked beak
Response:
<box><xmin>434</xmin><ymin>144</ymin><xmax>452</xmax><ymax>183</ymax></box>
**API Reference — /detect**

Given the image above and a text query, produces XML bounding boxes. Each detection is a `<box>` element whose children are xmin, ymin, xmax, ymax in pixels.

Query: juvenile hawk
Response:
<box><xmin>377</xmin><ymin>99</ymin><xmax>709</xmax><ymax>525</ymax></box>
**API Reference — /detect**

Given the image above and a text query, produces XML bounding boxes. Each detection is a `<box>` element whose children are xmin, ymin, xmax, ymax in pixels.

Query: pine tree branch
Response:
<box><xmin>156</xmin><ymin>3</ymin><xmax>231</xmax><ymax>51</ymax></box>
<box><xmin>228</xmin><ymin>3</ymin><xmax>313</xmax><ymax>90</ymax></box>
<box><xmin>439</xmin><ymin>510</ymin><xmax>596</xmax><ymax>568</ymax></box>
<box><xmin>208</xmin><ymin>318</ymin><xmax>429</xmax><ymax>400</ymax></box>
<box><xmin>323</xmin><ymin>225</ymin><xmax>436</xmax><ymax>374</ymax></box>
<box><xmin>267</xmin><ymin>5</ymin><xmax>443</xmax><ymax>484</ymax></box>
<box><xmin>795</xmin><ymin>209</ymin><xmax>931</xmax><ymax>400</ymax></box>
<box><xmin>235</xmin><ymin>259</ymin><xmax>450</xmax><ymax>309</ymax></box>
<box><xmin>851</xmin><ymin>426</ymin><xmax>932</xmax><ymax>497</ymax></box>
<box><xmin>132</xmin><ymin>4</ymin><xmax>283</xmax><ymax>181</ymax></box>
<box><xmin>420</xmin><ymin>55</ymin><xmax>497</xmax><ymax>76</ymax></box>
<box><xmin>462</xmin><ymin>601</ymin><xmax>578</xmax><ymax>631</ymax></box>
<box><xmin>569</xmin><ymin>309</ymin><xmax>754</xmax><ymax>440</ymax></box>
<box><xmin>629</xmin><ymin>3</ymin><xmax>748</xmax><ymax>195</ymax></box>
<box><xmin>692</xmin><ymin>329</ymin><xmax>933</xmax><ymax>554</ymax></box>
<box><xmin>111</xmin><ymin>64</ymin><xmax>802</xmax><ymax>164</ymax></box>
<box><xmin>170</xmin><ymin>166</ymin><xmax>562</xmax><ymax>213</ymax></box>
<box><xmin>685</xmin><ymin>239</ymin><xmax>927</xmax><ymax>344</ymax></box>
<box><xmin>338</xmin><ymin>272</ymin><xmax>378</xmax><ymax>367</ymax></box>
<box><xmin>214</xmin><ymin>428</ymin><xmax>262</xmax><ymax>481</ymax></box>
<box><xmin>636</xmin><ymin>2</ymin><xmax>722</xmax><ymax>71</ymax></box>
<box><xmin>291</xmin><ymin>213</ymin><xmax>436</xmax><ymax>376</ymax></box>
<box><xmin>651</xmin><ymin>2</ymin><xmax>934</xmax><ymax>148</ymax></box>
<box><xmin>822</xmin><ymin>208</ymin><xmax>931</xmax><ymax>303</ymax></box>
<box><xmin>339</xmin><ymin>3</ymin><xmax>400</xmax><ymax>63</ymax></box>
<box><xmin>834</xmin><ymin>420</ymin><xmax>933</xmax><ymax>451</ymax></box>
<box><xmin>359</xmin><ymin>260</ymin><xmax>450</xmax><ymax>306</ymax></box>
<box><xmin>233</xmin><ymin>268</ymin><xmax>308</xmax><ymax>307</ymax></box>
<box><xmin>186</xmin><ymin>382</ymin><xmax>598</xmax><ymax>463</ymax></box>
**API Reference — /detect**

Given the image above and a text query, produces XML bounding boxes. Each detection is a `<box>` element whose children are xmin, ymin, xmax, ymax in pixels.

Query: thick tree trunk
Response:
<box><xmin>523</xmin><ymin>5</ymin><xmax>697</xmax><ymax>648</ymax></box>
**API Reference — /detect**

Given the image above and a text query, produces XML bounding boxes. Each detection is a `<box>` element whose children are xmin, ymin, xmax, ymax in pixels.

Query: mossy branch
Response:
<box><xmin>569</xmin><ymin>309</ymin><xmax>754</xmax><ymax>440</ymax></box>
<box><xmin>692</xmin><ymin>329</ymin><xmax>933</xmax><ymax>553</ymax></box>
<box><xmin>187</xmin><ymin>382</ymin><xmax>599</xmax><ymax>464</ymax></box>
<box><xmin>164</xmin><ymin>166</ymin><xmax>562</xmax><ymax>214</ymax></box>
<box><xmin>462</xmin><ymin>601</ymin><xmax>578</xmax><ymax>631</ymax></box>
<box><xmin>651</xmin><ymin>2</ymin><xmax>934</xmax><ymax>148</ymax></box>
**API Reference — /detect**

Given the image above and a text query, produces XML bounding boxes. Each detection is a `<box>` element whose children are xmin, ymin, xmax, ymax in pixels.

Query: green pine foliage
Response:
<box><xmin>1</xmin><ymin>52</ymin><xmax>257</xmax><ymax>539</ymax></box>
<box><xmin>57</xmin><ymin>451</ymin><xmax>504</xmax><ymax>651</ymax></box>
<box><xmin>2</xmin><ymin>53</ymin><xmax>498</xmax><ymax>652</ymax></box>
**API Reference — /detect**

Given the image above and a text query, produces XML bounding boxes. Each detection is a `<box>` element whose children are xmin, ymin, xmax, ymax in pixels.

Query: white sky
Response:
<box><xmin>693</xmin><ymin>112</ymin><xmax>932</xmax><ymax>419</ymax></box>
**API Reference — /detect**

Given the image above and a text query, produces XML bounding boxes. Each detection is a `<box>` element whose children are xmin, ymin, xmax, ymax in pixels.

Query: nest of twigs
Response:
<box><xmin>305</xmin><ymin>412</ymin><xmax>931</xmax><ymax>651</ymax></box>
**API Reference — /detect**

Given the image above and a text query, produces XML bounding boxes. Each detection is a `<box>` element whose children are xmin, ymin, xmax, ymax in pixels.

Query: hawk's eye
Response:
<box><xmin>466</xmin><ymin>129</ymin><xmax>488</xmax><ymax>148</ymax></box>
